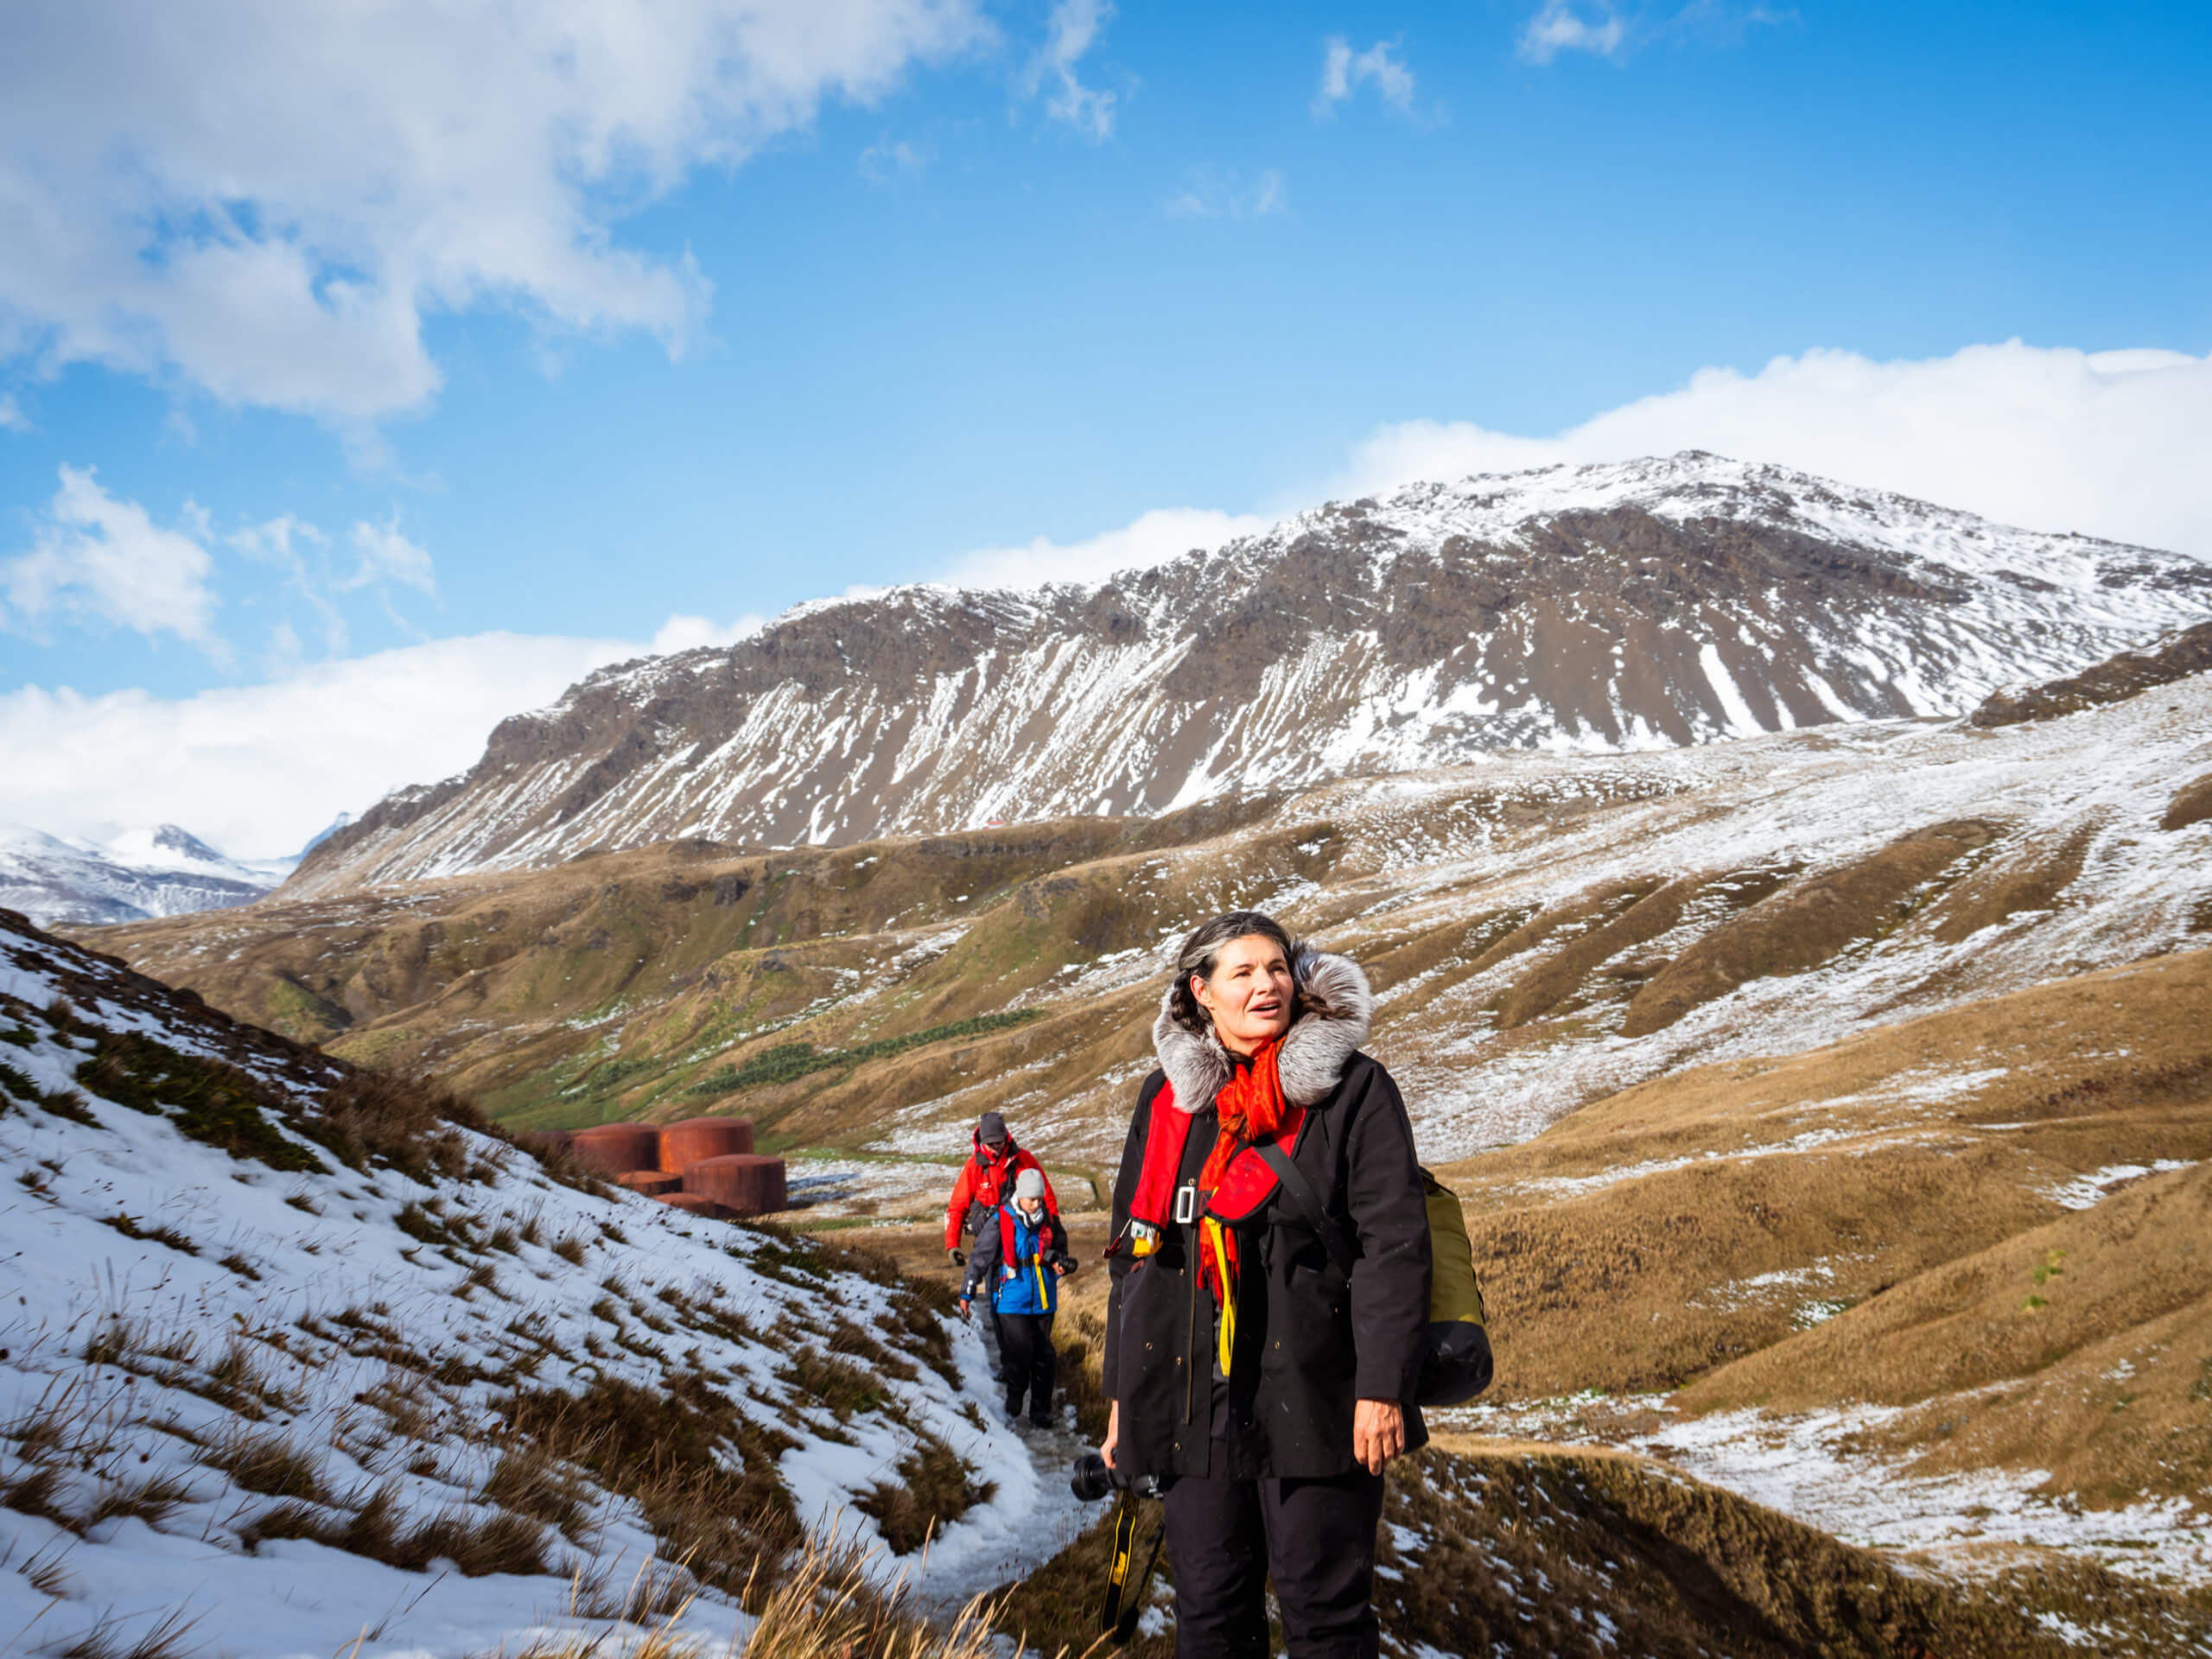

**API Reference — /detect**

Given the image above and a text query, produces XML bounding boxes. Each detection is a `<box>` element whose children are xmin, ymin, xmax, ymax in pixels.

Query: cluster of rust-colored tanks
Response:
<box><xmin>528</xmin><ymin>1116</ymin><xmax>787</xmax><ymax>1218</ymax></box>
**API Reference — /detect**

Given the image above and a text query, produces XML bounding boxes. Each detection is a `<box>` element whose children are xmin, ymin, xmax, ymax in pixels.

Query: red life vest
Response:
<box><xmin>995</xmin><ymin>1202</ymin><xmax>1058</xmax><ymax>1313</ymax></box>
<box><xmin>1122</xmin><ymin>1079</ymin><xmax>1306</xmax><ymax>1238</ymax></box>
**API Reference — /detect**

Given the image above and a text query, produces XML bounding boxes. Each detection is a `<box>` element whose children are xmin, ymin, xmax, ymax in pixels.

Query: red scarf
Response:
<box><xmin>1193</xmin><ymin>1039</ymin><xmax>1286</xmax><ymax>1299</ymax></box>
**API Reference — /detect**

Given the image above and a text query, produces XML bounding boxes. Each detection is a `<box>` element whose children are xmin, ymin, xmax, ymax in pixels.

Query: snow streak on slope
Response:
<box><xmin>290</xmin><ymin>454</ymin><xmax>2212</xmax><ymax>894</ymax></box>
<box><xmin>0</xmin><ymin>920</ymin><xmax>1083</xmax><ymax>1656</ymax></box>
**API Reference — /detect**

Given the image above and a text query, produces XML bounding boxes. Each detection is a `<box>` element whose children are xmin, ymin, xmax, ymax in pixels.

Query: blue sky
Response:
<box><xmin>3</xmin><ymin>0</ymin><xmax>2209</xmax><ymax>852</ymax></box>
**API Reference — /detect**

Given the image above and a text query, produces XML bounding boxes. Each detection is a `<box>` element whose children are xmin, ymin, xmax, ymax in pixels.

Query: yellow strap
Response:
<box><xmin>1035</xmin><ymin>1256</ymin><xmax>1051</xmax><ymax>1306</ymax></box>
<box><xmin>1203</xmin><ymin>1217</ymin><xmax>1236</xmax><ymax>1376</ymax></box>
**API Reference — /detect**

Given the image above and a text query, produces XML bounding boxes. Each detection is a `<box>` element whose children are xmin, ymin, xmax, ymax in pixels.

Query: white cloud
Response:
<box><xmin>1339</xmin><ymin>341</ymin><xmax>2212</xmax><ymax>558</ymax></box>
<box><xmin>0</xmin><ymin>393</ymin><xmax>27</xmax><ymax>432</ymax></box>
<box><xmin>1518</xmin><ymin>2</ymin><xmax>1626</xmax><ymax>62</ymax></box>
<box><xmin>650</xmin><ymin>613</ymin><xmax>766</xmax><ymax>653</ymax></box>
<box><xmin>0</xmin><ymin>0</ymin><xmax>990</xmax><ymax>429</ymax></box>
<box><xmin>1027</xmin><ymin>0</ymin><xmax>1117</xmax><ymax>140</ymax></box>
<box><xmin>1166</xmin><ymin>167</ymin><xmax>1287</xmax><ymax>219</ymax></box>
<box><xmin>1</xmin><ymin>466</ymin><xmax>220</xmax><ymax>650</ymax></box>
<box><xmin>343</xmin><ymin>519</ymin><xmax>436</xmax><ymax>595</ymax></box>
<box><xmin>942</xmin><ymin>505</ymin><xmax>1268</xmax><ymax>590</ymax></box>
<box><xmin>231</xmin><ymin>514</ymin><xmax>349</xmax><ymax>653</ymax></box>
<box><xmin>0</xmin><ymin>625</ymin><xmax>736</xmax><ymax>858</ymax></box>
<box><xmin>1313</xmin><ymin>37</ymin><xmax>1416</xmax><ymax>117</ymax></box>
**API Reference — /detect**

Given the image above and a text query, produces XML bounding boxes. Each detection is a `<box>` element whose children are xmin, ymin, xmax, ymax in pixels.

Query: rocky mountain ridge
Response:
<box><xmin>286</xmin><ymin>453</ymin><xmax>2212</xmax><ymax>897</ymax></box>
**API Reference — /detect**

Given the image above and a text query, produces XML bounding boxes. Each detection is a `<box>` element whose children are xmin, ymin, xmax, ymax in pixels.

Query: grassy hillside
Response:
<box><xmin>71</xmin><ymin>655</ymin><xmax>2212</xmax><ymax>1640</ymax></box>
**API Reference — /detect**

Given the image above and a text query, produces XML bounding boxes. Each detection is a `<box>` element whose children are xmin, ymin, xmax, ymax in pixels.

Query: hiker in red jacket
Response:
<box><xmin>944</xmin><ymin>1111</ymin><xmax>1059</xmax><ymax>1382</ymax></box>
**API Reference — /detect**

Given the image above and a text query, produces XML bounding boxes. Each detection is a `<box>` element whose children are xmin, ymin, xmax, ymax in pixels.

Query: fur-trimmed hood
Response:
<box><xmin>1152</xmin><ymin>950</ymin><xmax>1373</xmax><ymax>1115</ymax></box>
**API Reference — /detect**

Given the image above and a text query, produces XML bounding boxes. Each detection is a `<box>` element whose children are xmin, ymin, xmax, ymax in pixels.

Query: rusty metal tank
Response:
<box><xmin>656</xmin><ymin>1116</ymin><xmax>755</xmax><ymax>1173</ymax></box>
<box><xmin>569</xmin><ymin>1122</ymin><xmax>662</xmax><ymax>1176</ymax></box>
<box><xmin>682</xmin><ymin>1153</ymin><xmax>787</xmax><ymax>1217</ymax></box>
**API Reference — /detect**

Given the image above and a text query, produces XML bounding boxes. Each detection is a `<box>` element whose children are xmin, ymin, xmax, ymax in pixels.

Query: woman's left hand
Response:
<box><xmin>1352</xmin><ymin>1399</ymin><xmax>1405</xmax><ymax>1474</ymax></box>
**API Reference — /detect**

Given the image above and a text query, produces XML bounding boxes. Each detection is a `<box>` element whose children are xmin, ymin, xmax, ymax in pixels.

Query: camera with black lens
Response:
<box><xmin>1070</xmin><ymin>1452</ymin><xmax>1159</xmax><ymax>1501</ymax></box>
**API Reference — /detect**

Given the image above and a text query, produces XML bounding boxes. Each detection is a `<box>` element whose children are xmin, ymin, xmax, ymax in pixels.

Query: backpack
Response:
<box><xmin>1255</xmin><ymin>1146</ymin><xmax>1493</xmax><ymax>1408</ymax></box>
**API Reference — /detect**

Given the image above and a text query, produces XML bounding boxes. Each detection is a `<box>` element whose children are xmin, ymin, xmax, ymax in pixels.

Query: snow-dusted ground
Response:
<box><xmin>1439</xmin><ymin>1398</ymin><xmax>2212</xmax><ymax>1588</ymax></box>
<box><xmin>1326</xmin><ymin>663</ymin><xmax>2212</xmax><ymax>1160</ymax></box>
<box><xmin>0</xmin><ymin>924</ymin><xmax>1082</xmax><ymax>1656</ymax></box>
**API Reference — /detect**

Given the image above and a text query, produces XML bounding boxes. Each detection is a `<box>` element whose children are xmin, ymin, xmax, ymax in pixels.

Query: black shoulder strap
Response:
<box><xmin>1254</xmin><ymin>1140</ymin><xmax>1355</xmax><ymax>1278</ymax></box>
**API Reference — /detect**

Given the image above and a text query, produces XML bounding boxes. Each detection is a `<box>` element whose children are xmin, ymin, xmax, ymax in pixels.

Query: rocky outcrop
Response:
<box><xmin>289</xmin><ymin>454</ymin><xmax>2212</xmax><ymax>896</ymax></box>
<box><xmin>1970</xmin><ymin>619</ymin><xmax>2212</xmax><ymax>727</ymax></box>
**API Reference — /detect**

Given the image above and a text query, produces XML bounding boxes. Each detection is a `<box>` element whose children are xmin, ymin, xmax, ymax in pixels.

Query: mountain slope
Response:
<box><xmin>0</xmin><ymin>821</ymin><xmax>284</xmax><ymax>925</ymax></box>
<box><xmin>95</xmin><ymin>626</ymin><xmax>2212</xmax><ymax>1180</ymax></box>
<box><xmin>0</xmin><ymin>911</ymin><xmax>1083</xmax><ymax>1655</ymax></box>
<box><xmin>287</xmin><ymin>453</ymin><xmax>2212</xmax><ymax>896</ymax></box>
<box><xmin>69</xmin><ymin>632</ymin><xmax>2212</xmax><ymax>1632</ymax></box>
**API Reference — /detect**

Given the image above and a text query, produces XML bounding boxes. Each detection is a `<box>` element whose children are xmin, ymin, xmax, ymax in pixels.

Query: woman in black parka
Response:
<box><xmin>1100</xmin><ymin>911</ymin><xmax>1430</xmax><ymax>1659</ymax></box>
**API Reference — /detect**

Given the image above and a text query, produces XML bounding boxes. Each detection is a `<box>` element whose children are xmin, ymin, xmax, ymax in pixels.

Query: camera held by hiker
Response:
<box><xmin>1100</xmin><ymin>910</ymin><xmax>1431</xmax><ymax>1659</ymax></box>
<box><xmin>944</xmin><ymin>1109</ymin><xmax>1059</xmax><ymax>1381</ymax></box>
<box><xmin>960</xmin><ymin>1166</ymin><xmax>1075</xmax><ymax>1429</ymax></box>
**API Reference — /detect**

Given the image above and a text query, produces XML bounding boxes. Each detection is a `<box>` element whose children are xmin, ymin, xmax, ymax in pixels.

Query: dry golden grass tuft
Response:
<box><xmin>1686</xmin><ymin>1160</ymin><xmax>2212</xmax><ymax>1501</ymax></box>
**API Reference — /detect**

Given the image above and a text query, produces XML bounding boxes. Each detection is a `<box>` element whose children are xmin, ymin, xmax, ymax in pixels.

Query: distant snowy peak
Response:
<box><xmin>105</xmin><ymin>823</ymin><xmax>255</xmax><ymax>875</ymax></box>
<box><xmin>289</xmin><ymin>454</ymin><xmax>2212</xmax><ymax>896</ymax></box>
<box><xmin>0</xmin><ymin>821</ymin><xmax>283</xmax><ymax>927</ymax></box>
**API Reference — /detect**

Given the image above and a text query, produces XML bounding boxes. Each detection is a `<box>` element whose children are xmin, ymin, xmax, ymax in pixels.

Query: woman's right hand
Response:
<box><xmin>1101</xmin><ymin>1400</ymin><xmax>1120</xmax><ymax>1470</ymax></box>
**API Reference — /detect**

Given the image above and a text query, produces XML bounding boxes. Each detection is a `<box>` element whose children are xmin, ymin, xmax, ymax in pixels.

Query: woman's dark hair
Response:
<box><xmin>1168</xmin><ymin>910</ymin><xmax>1304</xmax><ymax>1036</ymax></box>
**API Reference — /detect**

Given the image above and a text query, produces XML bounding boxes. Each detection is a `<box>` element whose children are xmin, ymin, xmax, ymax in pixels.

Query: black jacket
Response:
<box><xmin>1102</xmin><ymin>1049</ymin><xmax>1432</xmax><ymax>1481</ymax></box>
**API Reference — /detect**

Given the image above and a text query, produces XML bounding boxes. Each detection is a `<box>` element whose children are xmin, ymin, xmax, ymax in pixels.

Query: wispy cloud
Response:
<box><xmin>1518</xmin><ymin>2</ymin><xmax>1626</xmax><ymax>62</ymax></box>
<box><xmin>859</xmin><ymin>138</ymin><xmax>928</xmax><ymax>183</ymax></box>
<box><xmin>2</xmin><ymin>467</ymin><xmax>223</xmax><ymax>654</ymax></box>
<box><xmin>0</xmin><ymin>394</ymin><xmax>28</xmax><ymax>433</ymax></box>
<box><xmin>1313</xmin><ymin>36</ymin><xmax>1416</xmax><ymax>117</ymax></box>
<box><xmin>232</xmin><ymin>514</ymin><xmax>347</xmax><ymax>654</ymax></box>
<box><xmin>1519</xmin><ymin>2</ymin><xmax>1789</xmax><ymax>63</ymax></box>
<box><xmin>1166</xmin><ymin>168</ymin><xmax>1287</xmax><ymax>220</ymax></box>
<box><xmin>1027</xmin><ymin>0</ymin><xmax>1118</xmax><ymax>140</ymax></box>
<box><xmin>343</xmin><ymin>519</ymin><xmax>436</xmax><ymax>595</ymax></box>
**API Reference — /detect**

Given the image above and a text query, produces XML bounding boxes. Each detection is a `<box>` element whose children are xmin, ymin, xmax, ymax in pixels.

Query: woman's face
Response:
<box><xmin>1194</xmin><ymin>934</ymin><xmax>1295</xmax><ymax>1054</ymax></box>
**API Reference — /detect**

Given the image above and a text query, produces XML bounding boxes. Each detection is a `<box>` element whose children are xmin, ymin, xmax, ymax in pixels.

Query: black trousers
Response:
<box><xmin>1162</xmin><ymin>1445</ymin><xmax>1386</xmax><ymax>1659</ymax></box>
<box><xmin>994</xmin><ymin>1310</ymin><xmax>1057</xmax><ymax>1424</ymax></box>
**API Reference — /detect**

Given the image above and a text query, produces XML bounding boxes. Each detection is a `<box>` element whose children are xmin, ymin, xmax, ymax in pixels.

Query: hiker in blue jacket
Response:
<box><xmin>961</xmin><ymin>1166</ymin><xmax>1076</xmax><ymax>1428</ymax></box>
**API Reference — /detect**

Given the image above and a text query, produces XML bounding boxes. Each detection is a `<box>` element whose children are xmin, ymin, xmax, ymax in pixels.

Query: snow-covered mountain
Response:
<box><xmin>0</xmin><ymin>822</ymin><xmax>288</xmax><ymax>925</ymax></box>
<box><xmin>290</xmin><ymin>453</ymin><xmax>2212</xmax><ymax>896</ymax></box>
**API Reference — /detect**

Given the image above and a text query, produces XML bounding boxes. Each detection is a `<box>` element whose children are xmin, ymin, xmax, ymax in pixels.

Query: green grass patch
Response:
<box><xmin>688</xmin><ymin>1007</ymin><xmax>1046</xmax><ymax>1096</ymax></box>
<box><xmin>75</xmin><ymin>1029</ymin><xmax>328</xmax><ymax>1172</ymax></box>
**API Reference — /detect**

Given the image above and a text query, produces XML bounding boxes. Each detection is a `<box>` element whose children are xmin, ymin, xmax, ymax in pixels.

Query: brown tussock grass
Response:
<box><xmin>1622</xmin><ymin>819</ymin><xmax>1999</xmax><ymax>1036</ymax></box>
<box><xmin>1431</xmin><ymin>947</ymin><xmax>2212</xmax><ymax>1504</ymax></box>
<box><xmin>1685</xmin><ymin>1160</ymin><xmax>2212</xmax><ymax>1503</ymax></box>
